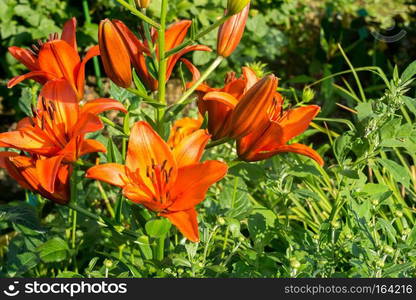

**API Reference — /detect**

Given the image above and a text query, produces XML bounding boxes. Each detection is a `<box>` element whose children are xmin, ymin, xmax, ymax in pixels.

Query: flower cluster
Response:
<box><xmin>0</xmin><ymin>0</ymin><xmax>322</xmax><ymax>242</ymax></box>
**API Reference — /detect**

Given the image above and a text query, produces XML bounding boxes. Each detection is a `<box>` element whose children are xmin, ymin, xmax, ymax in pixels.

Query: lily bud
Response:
<box><xmin>217</xmin><ymin>3</ymin><xmax>250</xmax><ymax>57</ymax></box>
<box><xmin>227</xmin><ymin>75</ymin><xmax>278</xmax><ymax>139</ymax></box>
<box><xmin>98</xmin><ymin>19</ymin><xmax>132</xmax><ymax>88</ymax></box>
<box><xmin>135</xmin><ymin>0</ymin><xmax>151</xmax><ymax>8</ymax></box>
<box><xmin>227</xmin><ymin>0</ymin><xmax>250</xmax><ymax>15</ymax></box>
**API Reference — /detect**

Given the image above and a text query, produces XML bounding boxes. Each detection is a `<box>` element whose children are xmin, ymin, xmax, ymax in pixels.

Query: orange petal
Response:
<box><xmin>8</xmin><ymin>46</ymin><xmax>39</xmax><ymax>70</ymax></box>
<box><xmin>0</xmin><ymin>152</ymin><xmax>19</xmax><ymax>169</ymax></box>
<box><xmin>38</xmin><ymin>40</ymin><xmax>81</xmax><ymax>89</ymax></box>
<box><xmin>228</xmin><ymin>75</ymin><xmax>277</xmax><ymax>139</ymax></box>
<box><xmin>80</xmin><ymin>98</ymin><xmax>127</xmax><ymax>116</ymax></box>
<box><xmin>75</xmin><ymin>45</ymin><xmax>100</xmax><ymax>100</ymax></box>
<box><xmin>202</xmin><ymin>91</ymin><xmax>238</xmax><ymax>139</ymax></box>
<box><xmin>122</xmin><ymin>183</ymin><xmax>163</xmax><ymax>212</ymax></box>
<box><xmin>217</xmin><ymin>4</ymin><xmax>250</xmax><ymax>57</ymax></box>
<box><xmin>242</xmin><ymin>66</ymin><xmax>258</xmax><ymax>90</ymax></box>
<box><xmin>61</xmin><ymin>17</ymin><xmax>78</xmax><ymax>51</ymax></box>
<box><xmin>7</xmin><ymin>71</ymin><xmax>56</xmax><ymax>88</ymax></box>
<box><xmin>173</xmin><ymin>129</ymin><xmax>210</xmax><ymax>167</ymax></box>
<box><xmin>165</xmin><ymin>20</ymin><xmax>192</xmax><ymax>51</ymax></box>
<box><xmin>86</xmin><ymin>163</ymin><xmax>129</xmax><ymax>188</ymax></box>
<box><xmin>166</xmin><ymin>44</ymin><xmax>212</xmax><ymax>82</ymax></box>
<box><xmin>250</xmin><ymin>143</ymin><xmax>324</xmax><ymax>166</ymax></box>
<box><xmin>57</xmin><ymin>137</ymin><xmax>79</xmax><ymax>162</ymax></box>
<box><xmin>71</xmin><ymin>113</ymin><xmax>103</xmax><ymax>137</ymax></box>
<box><xmin>0</xmin><ymin>128</ymin><xmax>59</xmax><ymax>156</ymax></box>
<box><xmin>278</xmin><ymin>105</ymin><xmax>320</xmax><ymax>144</ymax></box>
<box><xmin>181</xmin><ymin>58</ymin><xmax>212</xmax><ymax>93</ymax></box>
<box><xmin>169</xmin><ymin>160</ymin><xmax>228</xmax><ymax>211</ymax></box>
<box><xmin>203</xmin><ymin>91</ymin><xmax>238</xmax><ymax>108</ymax></box>
<box><xmin>126</xmin><ymin>121</ymin><xmax>177</xmax><ymax>191</ymax></box>
<box><xmin>7</xmin><ymin>155</ymin><xmax>39</xmax><ymax>190</ymax></box>
<box><xmin>79</xmin><ymin>139</ymin><xmax>107</xmax><ymax>157</ymax></box>
<box><xmin>161</xmin><ymin>208</ymin><xmax>199</xmax><ymax>242</ymax></box>
<box><xmin>35</xmin><ymin>155</ymin><xmax>65</xmax><ymax>193</ymax></box>
<box><xmin>39</xmin><ymin>79</ymin><xmax>79</xmax><ymax>134</ymax></box>
<box><xmin>98</xmin><ymin>19</ymin><xmax>132</xmax><ymax>88</ymax></box>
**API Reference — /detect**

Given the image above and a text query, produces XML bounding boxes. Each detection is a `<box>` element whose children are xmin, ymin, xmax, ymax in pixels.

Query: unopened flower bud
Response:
<box><xmin>227</xmin><ymin>0</ymin><xmax>250</xmax><ymax>15</ymax></box>
<box><xmin>135</xmin><ymin>0</ymin><xmax>150</xmax><ymax>8</ymax></box>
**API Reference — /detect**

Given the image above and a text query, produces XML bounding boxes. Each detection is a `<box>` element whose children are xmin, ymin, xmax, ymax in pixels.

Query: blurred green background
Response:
<box><xmin>0</xmin><ymin>0</ymin><xmax>415</xmax><ymax>124</ymax></box>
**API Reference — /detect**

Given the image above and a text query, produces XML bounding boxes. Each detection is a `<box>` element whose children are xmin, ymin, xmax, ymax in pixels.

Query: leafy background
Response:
<box><xmin>1</xmin><ymin>0</ymin><xmax>416</xmax><ymax>278</ymax></box>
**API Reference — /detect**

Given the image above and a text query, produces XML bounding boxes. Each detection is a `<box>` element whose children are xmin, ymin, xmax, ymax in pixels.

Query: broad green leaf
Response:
<box><xmin>145</xmin><ymin>218</ymin><xmax>171</xmax><ymax>238</ymax></box>
<box><xmin>37</xmin><ymin>237</ymin><xmax>69</xmax><ymax>263</ymax></box>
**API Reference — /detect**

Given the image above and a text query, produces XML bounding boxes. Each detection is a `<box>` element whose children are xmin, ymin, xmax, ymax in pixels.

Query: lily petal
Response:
<box><xmin>80</xmin><ymin>98</ymin><xmax>127</xmax><ymax>116</ymax></box>
<box><xmin>35</xmin><ymin>155</ymin><xmax>65</xmax><ymax>193</ymax></box>
<box><xmin>122</xmin><ymin>183</ymin><xmax>164</xmax><ymax>211</ymax></box>
<box><xmin>86</xmin><ymin>163</ymin><xmax>129</xmax><ymax>188</ymax></box>
<box><xmin>203</xmin><ymin>91</ymin><xmax>239</xmax><ymax>108</ymax></box>
<box><xmin>167</xmin><ymin>44</ymin><xmax>212</xmax><ymax>81</ymax></box>
<box><xmin>173</xmin><ymin>130</ymin><xmax>210</xmax><ymax>167</ymax></box>
<box><xmin>169</xmin><ymin>160</ymin><xmax>228</xmax><ymax>211</ymax></box>
<box><xmin>278</xmin><ymin>105</ymin><xmax>320</xmax><ymax>144</ymax></box>
<box><xmin>8</xmin><ymin>46</ymin><xmax>39</xmax><ymax>70</ymax></box>
<box><xmin>228</xmin><ymin>75</ymin><xmax>277</xmax><ymax>139</ymax></box>
<box><xmin>7</xmin><ymin>71</ymin><xmax>56</xmax><ymax>88</ymax></box>
<box><xmin>0</xmin><ymin>128</ymin><xmax>59</xmax><ymax>156</ymax></box>
<box><xmin>0</xmin><ymin>152</ymin><xmax>19</xmax><ymax>169</ymax></box>
<box><xmin>61</xmin><ymin>17</ymin><xmax>78</xmax><ymax>51</ymax></box>
<box><xmin>79</xmin><ymin>139</ymin><xmax>107</xmax><ymax>157</ymax></box>
<box><xmin>126</xmin><ymin>121</ymin><xmax>177</xmax><ymax>192</ymax></box>
<box><xmin>39</xmin><ymin>79</ymin><xmax>79</xmax><ymax>134</ymax></box>
<box><xmin>252</xmin><ymin>143</ymin><xmax>324</xmax><ymax>166</ymax></box>
<box><xmin>38</xmin><ymin>40</ymin><xmax>81</xmax><ymax>88</ymax></box>
<box><xmin>76</xmin><ymin>45</ymin><xmax>100</xmax><ymax>99</ymax></box>
<box><xmin>161</xmin><ymin>208</ymin><xmax>199</xmax><ymax>242</ymax></box>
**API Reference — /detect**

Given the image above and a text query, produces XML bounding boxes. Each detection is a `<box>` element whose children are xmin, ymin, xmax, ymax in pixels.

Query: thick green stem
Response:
<box><xmin>165</xmin><ymin>15</ymin><xmax>230</xmax><ymax>58</ymax></box>
<box><xmin>155</xmin><ymin>237</ymin><xmax>165</xmax><ymax>261</ymax></box>
<box><xmin>176</xmin><ymin>56</ymin><xmax>224</xmax><ymax>105</ymax></box>
<box><xmin>115</xmin><ymin>0</ymin><xmax>161</xmax><ymax>29</ymax></box>
<box><xmin>82</xmin><ymin>0</ymin><xmax>103</xmax><ymax>93</ymax></box>
<box><xmin>157</xmin><ymin>0</ymin><xmax>168</xmax><ymax>105</ymax></box>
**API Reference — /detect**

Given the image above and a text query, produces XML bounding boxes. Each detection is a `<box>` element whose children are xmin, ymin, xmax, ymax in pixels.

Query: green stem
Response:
<box><xmin>165</xmin><ymin>15</ymin><xmax>230</xmax><ymax>58</ymax></box>
<box><xmin>155</xmin><ymin>237</ymin><xmax>165</xmax><ymax>261</ymax></box>
<box><xmin>206</xmin><ymin>136</ymin><xmax>230</xmax><ymax>149</ymax></box>
<box><xmin>115</xmin><ymin>0</ymin><xmax>161</xmax><ymax>29</ymax></box>
<box><xmin>70</xmin><ymin>165</ymin><xmax>78</xmax><ymax>249</ymax></box>
<box><xmin>127</xmin><ymin>87</ymin><xmax>155</xmax><ymax>102</ymax></box>
<box><xmin>158</xmin><ymin>0</ymin><xmax>168</xmax><ymax>105</ymax></box>
<box><xmin>96</xmin><ymin>181</ymin><xmax>115</xmax><ymax>218</ymax></box>
<box><xmin>100</xmin><ymin>116</ymin><xmax>127</xmax><ymax>135</ymax></box>
<box><xmin>82</xmin><ymin>0</ymin><xmax>103</xmax><ymax>93</ymax></box>
<box><xmin>176</xmin><ymin>56</ymin><xmax>224</xmax><ymax>105</ymax></box>
<box><xmin>66</xmin><ymin>202</ymin><xmax>139</xmax><ymax>239</ymax></box>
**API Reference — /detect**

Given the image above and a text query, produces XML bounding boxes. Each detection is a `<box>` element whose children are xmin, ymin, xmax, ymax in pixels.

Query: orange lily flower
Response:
<box><xmin>8</xmin><ymin>17</ymin><xmax>99</xmax><ymax>100</ymax></box>
<box><xmin>0</xmin><ymin>152</ymin><xmax>71</xmax><ymax>204</ymax></box>
<box><xmin>237</xmin><ymin>98</ymin><xmax>324</xmax><ymax>165</ymax></box>
<box><xmin>183</xmin><ymin>60</ymin><xmax>260</xmax><ymax>140</ymax></box>
<box><xmin>86</xmin><ymin>121</ymin><xmax>228</xmax><ymax>242</ymax></box>
<box><xmin>0</xmin><ymin>80</ymin><xmax>127</xmax><ymax>163</ymax></box>
<box><xmin>217</xmin><ymin>3</ymin><xmax>250</xmax><ymax>57</ymax></box>
<box><xmin>167</xmin><ymin>116</ymin><xmax>203</xmax><ymax>148</ymax></box>
<box><xmin>111</xmin><ymin>19</ymin><xmax>211</xmax><ymax>91</ymax></box>
<box><xmin>98</xmin><ymin>19</ymin><xmax>132</xmax><ymax>88</ymax></box>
